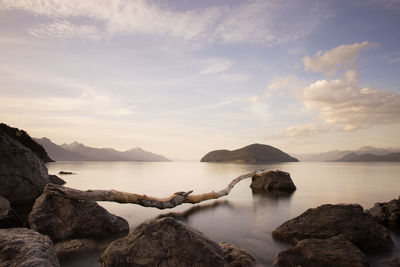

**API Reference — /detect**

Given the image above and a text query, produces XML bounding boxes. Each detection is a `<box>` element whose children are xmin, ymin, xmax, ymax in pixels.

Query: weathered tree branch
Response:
<box><xmin>44</xmin><ymin>170</ymin><xmax>263</xmax><ymax>209</ymax></box>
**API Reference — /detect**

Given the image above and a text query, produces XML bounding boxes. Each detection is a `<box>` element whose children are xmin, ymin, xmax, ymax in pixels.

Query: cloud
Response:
<box><xmin>199</xmin><ymin>58</ymin><xmax>233</xmax><ymax>75</ymax></box>
<box><xmin>219</xmin><ymin>73</ymin><xmax>250</xmax><ymax>82</ymax></box>
<box><xmin>286</xmin><ymin>123</ymin><xmax>332</xmax><ymax>137</ymax></box>
<box><xmin>249</xmin><ymin>96</ymin><xmax>259</xmax><ymax>103</ymax></box>
<box><xmin>300</xmin><ymin>70</ymin><xmax>400</xmax><ymax>131</ymax></box>
<box><xmin>0</xmin><ymin>0</ymin><xmax>328</xmax><ymax>46</ymax></box>
<box><xmin>267</xmin><ymin>75</ymin><xmax>296</xmax><ymax>91</ymax></box>
<box><xmin>28</xmin><ymin>20</ymin><xmax>101</xmax><ymax>40</ymax></box>
<box><xmin>303</xmin><ymin>41</ymin><xmax>376</xmax><ymax>75</ymax></box>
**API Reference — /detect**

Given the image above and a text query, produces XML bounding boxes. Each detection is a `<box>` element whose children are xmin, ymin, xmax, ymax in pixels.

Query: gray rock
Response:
<box><xmin>28</xmin><ymin>194</ymin><xmax>129</xmax><ymax>242</ymax></box>
<box><xmin>48</xmin><ymin>175</ymin><xmax>66</xmax><ymax>185</ymax></box>
<box><xmin>272</xmin><ymin>204</ymin><xmax>393</xmax><ymax>252</ymax></box>
<box><xmin>366</xmin><ymin>196</ymin><xmax>400</xmax><ymax>226</ymax></box>
<box><xmin>219</xmin><ymin>241</ymin><xmax>258</xmax><ymax>267</ymax></box>
<box><xmin>0</xmin><ymin>196</ymin><xmax>22</xmax><ymax>228</ymax></box>
<box><xmin>101</xmin><ymin>217</ymin><xmax>228</xmax><ymax>267</ymax></box>
<box><xmin>274</xmin><ymin>235</ymin><xmax>369</xmax><ymax>267</ymax></box>
<box><xmin>250</xmin><ymin>170</ymin><xmax>296</xmax><ymax>193</ymax></box>
<box><xmin>0</xmin><ymin>227</ymin><xmax>60</xmax><ymax>267</ymax></box>
<box><xmin>0</xmin><ymin>130</ymin><xmax>50</xmax><ymax>205</ymax></box>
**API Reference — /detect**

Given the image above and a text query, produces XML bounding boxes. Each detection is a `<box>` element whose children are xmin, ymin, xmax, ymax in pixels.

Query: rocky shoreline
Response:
<box><xmin>1</xmin><ymin>126</ymin><xmax>400</xmax><ymax>266</ymax></box>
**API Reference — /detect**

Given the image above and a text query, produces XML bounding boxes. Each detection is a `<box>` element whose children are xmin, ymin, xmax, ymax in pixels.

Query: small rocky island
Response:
<box><xmin>200</xmin><ymin>143</ymin><xmax>299</xmax><ymax>163</ymax></box>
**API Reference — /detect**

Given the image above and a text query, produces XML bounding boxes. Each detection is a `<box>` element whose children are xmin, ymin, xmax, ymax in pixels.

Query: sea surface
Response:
<box><xmin>46</xmin><ymin>161</ymin><xmax>400</xmax><ymax>266</ymax></box>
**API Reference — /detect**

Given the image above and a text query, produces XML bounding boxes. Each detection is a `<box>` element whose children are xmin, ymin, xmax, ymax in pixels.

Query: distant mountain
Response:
<box><xmin>200</xmin><ymin>143</ymin><xmax>299</xmax><ymax>163</ymax></box>
<box><xmin>0</xmin><ymin>123</ymin><xmax>53</xmax><ymax>162</ymax></box>
<box><xmin>333</xmin><ymin>152</ymin><xmax>400</xmax><ymax>162</ymax></box>
<box><xmin>294</xmin><ymin>146</ymin><xmax>400</xmax><ymax>162</ymax></box>
<box><xmin>35</xmin><ymin>138</ymin><xmax>170</xmax><ymax>162</ymax></box>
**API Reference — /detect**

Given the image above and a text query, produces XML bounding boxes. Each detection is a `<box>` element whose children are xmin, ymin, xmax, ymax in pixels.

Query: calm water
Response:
<box><xmin>46</xmin><ymin>162</ymin><xmax>400</xmax><ymax>266</ymax></box>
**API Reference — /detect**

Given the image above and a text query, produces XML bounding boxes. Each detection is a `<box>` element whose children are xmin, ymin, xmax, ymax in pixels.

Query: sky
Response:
<box><xmin>0</xmin><ymin>0</ymin><xmax>400</xmax><ymax>160</ymax></box>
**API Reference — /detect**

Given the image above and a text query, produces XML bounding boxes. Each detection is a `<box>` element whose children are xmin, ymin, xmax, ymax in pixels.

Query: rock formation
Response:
<box><xmin>274</xmin><ymin>235</ymin><xmax>369</xmax><ymax>267</ymax></box>
<box><xmin>250</xmin><ymin>170</ymin><xmax>296</xmax><ymax>193</ymax></box>
<box><xmin>201</xmin><ymin>143</ymin><xmax>299</xmax><ymax>163</ymax></box>
<box><xmin>272</xmin><ymin>204</ymin><xmax>393</xmax><ymax>252</ymax></box>
<box><xmin>219</xmin><ymin>241</ymin><xmax>258</xmax><ymax>266</ymax></box>
<box><xmin>101</xmin><ymin>217</ymin><xmax>257</xmax><ymax>267</ymax></box>
<box><xmin>0</xmin><ymin>196</ymin><xmax>22</xmax><ymax>228</ymax></box>
<box><xmin>48</xmin><ymin>175</ymin><xmax>66</xmax><ymax>185</ymax></box>
<box><xmin>0</xmin><ymin>228</ymin><xmax>60</xmax><ymax>267</ymax></box>
<box><xmin>0</xmin><ymin>130</ymin><xmax>50</xmax><ymax>205</ymax></box>
<box><xmin>367</xmin><ymin>196</ymin><xmax>400</xmax><ymax>226</ymax></box>
<box><xmin>29</xmin><ymin>194</ymin><xmax>129</xmax><ymax>242</ymax></box>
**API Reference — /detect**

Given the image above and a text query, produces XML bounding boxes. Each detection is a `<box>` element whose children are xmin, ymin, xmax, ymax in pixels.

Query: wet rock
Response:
<box><xmin>0</xmin><ymin>228</ymin><xmax>60</xmax><ymax>267</ymax></box>
<box><xmin>55</xmin><ymin>238</ymin><xmax>99</xmax><ymax>259</ymax></box>
<box><xmin>29</xmin><ymin>194</ymin><xmax>129</xmax><ymax>242</ymax></box>
<box><xmin>0</xmin><ymin>196</ymin><xmax>22</xmax><ymax>228</ymax></box>
<box><xmin>274</xmin><ymin>235</ymin><xmax>369</xmax><ymax>267</ymax></box>
<box><xmin>272</xmin><ymin>204</ymin><xmax>393</xmax><ymax>252</ymax></box>
<box><xmin>0</xmin><ymin>130</ymin><xmax>50</xmax><ymax>205</ymax></box>
<box><xmin>366</xmin><ymin>196</ymin><xmax>400</xmax><ymax>226</ymax></box>
<box><xmin>101</xmin><ymin>217</ymin><xmax>227</xmax><ymax>267</ymax></box>
<box><xmin>58</xmin><ymin>171</ymin><xmax>74</xmax><ymax>175</ymax></box>
<box><xmin>219</xmin><ymin>241</ymin><xmax>258</xmax><ymax>267</ymax></box>
<box><xmin>250</xmin><ymin>170</ymin><xmax>296</xmax><ymax>193</ymax></box>
<box><xmin>48</xmin><ymin>175</ymin><xmax>66</xmax><ymax>185</ymax></box>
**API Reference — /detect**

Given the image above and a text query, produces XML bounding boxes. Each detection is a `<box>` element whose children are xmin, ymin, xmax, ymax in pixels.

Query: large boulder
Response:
<box><xmin>101</xmin><ymin>217</ymin><xmax>228</xmax><ymax>267</ymax></box>
<box><xmin>274</xmin><ymin>235</ymin><xmax>369</xmax><ymax>267</ymax></box>
<box><xmin>366</xmin><ymin>196</ymin><xmax>400</xmax><ymax>226</ymax></box>
<box><xmin>0</xmin><ymin>130</ymin><xmax>50</xmax><ymax>205</ymax></box>
<box><xmin>219</xmin><ymin>241</ymin><xmax>258</xmax><ymax>267</ymax></box>
<box><xmin>250</xmin><ymin>170</ymin><xmax>296</xmax><ymax>193</ymax></box>
<box><xmin>272</xmin><ymin>204</ymin><xmax>393</xmax><ymax>252</ymax></box>
<box><xmin>0</xmin><ymin>228</ymin><xmax>60</xmax><ymax>267</ymax></box>
<box><xmin>28</xmin><ymin>194</ymin><xmax>129</xmax><ymax>242</ymax></box>
<box><xmin>0</xmin><ymin>196</ymin><xmax>22</xmax><ymax>228</ymax></box>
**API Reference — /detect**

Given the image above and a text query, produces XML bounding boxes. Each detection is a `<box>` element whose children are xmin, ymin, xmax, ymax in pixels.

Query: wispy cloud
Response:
<box><xmin>267</xmin><ymin>75</ymin><xmax>296</xmax><ymax>91</ymax></box>
<box><xmin>0</xmin><ymin>0</ymin><xmax>328</xmax><ymax>46</ymax></box>
<box><xmin>199</xmin><ymin>58</ymin><xmax>233</xmax><ymax>75</ymax></box>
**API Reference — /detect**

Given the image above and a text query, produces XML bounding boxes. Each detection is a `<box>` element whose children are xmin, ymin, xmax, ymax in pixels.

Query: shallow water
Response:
<box><xmin>46</xmin><ymin>161</ymin><xmax>400</xmax><ymax>266</ymax></box>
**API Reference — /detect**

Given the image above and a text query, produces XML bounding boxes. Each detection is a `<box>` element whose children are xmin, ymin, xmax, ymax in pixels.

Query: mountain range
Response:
<box><xmin>34</xmin><ymin>137</ymin><xmax>170</xmax><ymax>162</ymax></box>
<box><xmin>293</xmin><ymin>146</ymin><xmax>400</xmax><ymax>162</ymax></box>
<box><xmin>333</xmin><ymin>152</ymin><xmax>400</xmax><ymax>162</ymax></box>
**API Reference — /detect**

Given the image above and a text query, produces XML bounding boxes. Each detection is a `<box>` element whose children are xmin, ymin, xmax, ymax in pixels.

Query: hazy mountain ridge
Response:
<box><xmin>201</xmin><ymin>143</ymin><xmax>299</xmax><ymax>163</ymax></box>
<box><xmin>35</xmin><ymin>138</ymin><xmax>170</xmax><ymax>162</ymax></box>
<box><xmin>333</xmin><ymin>152</ymin><xmax>400</xmax><ymax>162</ymax></box>
<box><xmin>294</xmin><ymin>146</ymin><xmax>400</xmax><ymax>162</ymax></box>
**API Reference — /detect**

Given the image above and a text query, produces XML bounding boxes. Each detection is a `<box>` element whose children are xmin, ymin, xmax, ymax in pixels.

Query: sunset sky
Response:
<box><xmin>1</xmin><ymin>0</ymin><xmax>399</xmax><ymax>160</ymax></box>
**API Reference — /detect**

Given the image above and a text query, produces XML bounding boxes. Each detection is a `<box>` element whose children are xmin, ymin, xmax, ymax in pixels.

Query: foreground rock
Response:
<box><xmin>0</xmin><ymin>228</ymin><xmax>60</xmax><ymax>267</ymax></box>
<box><xmin>272</xmin><ymin>204</ymin><xmax>393</xmax><ymax>252</ymax></box>
<box><xmin>0</xmin><ymin>130</ymin><xmax>50</xmax><ymax>205</ymax></box>
<box><xmin>101</xmin><ymin>217</ymin><xmax>250</xmax><ymax>266</ymax></box>
<box><xmin>274</xmin><ymin>235</ymin><xmax>369</xmax><ymax>267</ymax></box>
<box><xmin>48</xmin><ymin>175</ymin><xmax>66</xmax><ymax>185</ymax></box>
<box><xmin>29</xmin><ymin>194</ymin><xmax>129</xmax><ymax>242</ymax></box>
<box><xmin>250</xmin><ymin>170</ymin><xmax>296</xmax><ymax>193</ymax></box>
<box><xmin>0</xmin><ymin>196</ymin><xmax>22</xmax><ymax>228</ymax></box>
<box><xmin>219</xmin><ymin>241</ymin><xmax>258</xmax><ymax>266</ymax></box>
<box><xmin>367</xmin><ymin>196</ymin><xmax>400</xmax><ymax>226</ymax></box>
<box><xmin>54</xmin><ymin>238</ymin><xmax>99</xmax><ymax>259</ymax></box>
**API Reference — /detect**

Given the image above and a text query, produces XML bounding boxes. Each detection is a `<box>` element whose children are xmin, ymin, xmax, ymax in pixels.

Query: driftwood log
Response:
<box><xmin>44</xmin><ymin>170</ymin><xmax>265</xmax><ymax>209</ymax></box>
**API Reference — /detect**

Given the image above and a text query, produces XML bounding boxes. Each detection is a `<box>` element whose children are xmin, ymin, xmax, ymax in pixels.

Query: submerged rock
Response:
<box><xmin>0</xmin><ymin>196</ymin><xmax>22</xmax><ymax>228</ymax></box>
<box><xmin>101</xmin><ymin>217</ymin><xmax>228</xmax><ymax>267</ymax></box>
<box><xmin>58</xmin><ymin>171</ymin><xmax>74</xmax><ymax>175</ymax></box>
<box><xmin>366</xmin><ymin>196</ymin><xmax>400</xmax><ymax>226</ymax></box>
<box><xmin>54</xmin><ymin>238</ymin><xmax>99</xmax><ymax>259</ymax></box>
<box><xmin>29</xmin><ymin>194</ymin><xmax>129</xmax><ymax>242</ymax></box>
<box><xmin>272</xmin><ymin>204</ymin><xmax>393</xmax><ymax>252</ymax></box>
<box><xmin>274</xmin><ymin>235</ymin><xmax>369</xmax><ymax>267</ymax></box>
<box><xmin>0</xmin><ymin>130</ymin><xmax>50</xmax><ymax>205</ymax></box>
<box><xmin>0</xmin><ymin>228</ymin><xmax>60</xmax><ymax>267</ymax></box>
<box><xmin>219</xmin><ymin>241</ymin><xmax>258</xmax><ymax>267</ymax></box>
<box><xmin>250</xmin><ymin>170</ymin><xmax>296</xmax><ymax>193</ymax></box>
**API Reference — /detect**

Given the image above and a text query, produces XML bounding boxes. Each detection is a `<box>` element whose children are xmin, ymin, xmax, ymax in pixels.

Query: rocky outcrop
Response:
<box><xmin>28</xmin><ymin>194</ymin><xmax>129</xmax><ymax>242</ymax></box>
<box><xmin>274</xmin><ymin>235</ymin><xmax>369</xmax><ymax>267</ymax></box>
<box><xmin>0</xmin><ymin>196</ymin><xmax>22</xmax><ymax>228</ymax></box>
<box><xmin>101</xmin><ymin>217</ymin><xmax>228</xmax><ymax>266</ymax></box>
<box><xmin>0</xmin><ymin>228</ymin><xmax>60</xmax><ymax>267</ymax></box>
<box><xmin>219</xmin><ymin>241</ymin><xmax>258</xmax><ymax>267</ymax></box>
<box><xmin>366</xmin><ymin>196</ymin><xmax>400</xmax><ymax>226</ymax></box>
<box><xmin>54</xmin><ymin>238</ymin><xmax>99</xmax><ymax>259</ymax></box>
<box><xmin>272</xmin><ymin>204</ymin><xmax>393</xmax><ymax>252</ymax></box>
<box><xmin>48</xmin><ymin>175</ymin><xmax>66</xmax><ymax>185</ymax></box>
<box><xmin>250</xmin><ymin>170</ymin><xmax>296</xmax><ymax>193</ymax></box>
<box><xmin>0</xmin><ymin>130</ymin><xmax>50</xmax><ymax>205</ymax></box>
